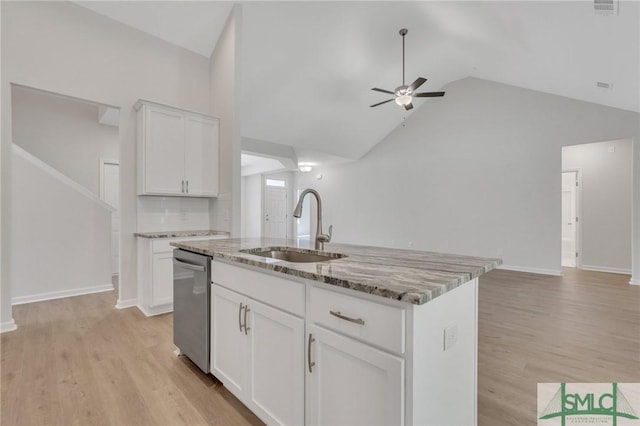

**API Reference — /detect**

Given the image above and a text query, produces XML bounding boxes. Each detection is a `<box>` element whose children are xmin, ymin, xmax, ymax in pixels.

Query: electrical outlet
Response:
<box><xmin>444</xmin><ymin>324</ymin><xmax>458</xmax><ymax>351</ymax></box>
<box><xmin>408</xmin><ymin>241</ymin><xmax>413</xmax><ymax>248</ymax></box>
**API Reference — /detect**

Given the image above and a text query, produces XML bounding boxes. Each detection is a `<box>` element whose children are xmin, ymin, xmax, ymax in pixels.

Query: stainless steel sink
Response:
<box><xmin>239</xmin><ymin>247</ymin><xmax>347</xmax><ymax>263</ymax></box>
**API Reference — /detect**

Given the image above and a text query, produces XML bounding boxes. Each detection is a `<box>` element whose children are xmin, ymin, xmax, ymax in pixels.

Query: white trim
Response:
<box><xmin>99</xmin><ymin>158</ymin><xmax>119</xmax><ymax>203</ymax></box>
<box><xmin>115</xmin><ymin>298</ymin><xmax>137</xmax><ymax>309</ymax></box>
<box><xmin>12</xmin><ymin>284</ymin><xmax>114</xmax><ymax>306</ymax></box>
<box><xmin>0</xmin><ymin>319</ymin><xmax>18</xmax><ymax>333</ymax></box>
<box><xmin>13</xmin><ymin>143</ymin><xmax>115</xmax><ymax>212</ymax></box>
<box><xmin>561</xmin><ymin>168</ymin><xmax>582</xmax><ymax>268</ymax></box>
<box><xmin>630</xmin><ymin>277</ymin><xmax>640</xmax><ymax>285</ymax></box>
<box><xmin>497</xmin><ymin>264</ymin><xmax>563</xmax><ymax>276</ymax></box>
<box><xmin>136</xmin><ymin>303</ymin><xmax>173</xmax><ymax>317</ymax></box>
<box><xmin>580</xmin><ymin>264</ymin><xmax>632</xmax><ymax>275</ymax></box>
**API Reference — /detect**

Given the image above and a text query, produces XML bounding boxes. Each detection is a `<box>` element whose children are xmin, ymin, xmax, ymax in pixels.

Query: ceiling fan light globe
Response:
<box><xmin>395</xmin><ymin>94</ymin><xmax>413</xmax><ymax>106</ymax></box>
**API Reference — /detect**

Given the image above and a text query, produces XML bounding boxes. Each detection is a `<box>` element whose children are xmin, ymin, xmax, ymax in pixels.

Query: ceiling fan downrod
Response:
<box><xmin>400</xmin><ymin>28</ymin><xmax>407</xmax><ymax>86</ymax></box>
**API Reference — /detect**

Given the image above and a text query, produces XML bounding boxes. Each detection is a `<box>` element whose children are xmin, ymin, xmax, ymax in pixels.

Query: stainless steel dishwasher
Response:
<box><xmin>173</xmin><ymin>249</ymin><xmax>211</xmax><ymax>373</ymax></box>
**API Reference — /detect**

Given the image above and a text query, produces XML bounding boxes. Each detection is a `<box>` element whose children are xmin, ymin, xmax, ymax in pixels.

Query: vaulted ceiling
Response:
<box><xmin>76</xmin><ymin>1</ymin><xmax>640</xmax><ymax>162</ymax></box>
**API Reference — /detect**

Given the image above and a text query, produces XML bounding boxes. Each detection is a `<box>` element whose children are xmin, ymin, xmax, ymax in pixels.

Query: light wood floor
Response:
<box><xmin>1</xmin><ymin>269</ymin><xmax>638</xmax><ymax>426</ymax></box>
<box><xmin>478</xmin><ymin>268</ymin><xmax>639</xmax><ymax>425</ymax></box>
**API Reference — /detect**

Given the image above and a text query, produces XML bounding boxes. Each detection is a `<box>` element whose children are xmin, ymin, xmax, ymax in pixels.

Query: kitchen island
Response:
<box><xmin>171</xmin><ymin>238</ymin><xmax>501</xmax><ymax>426</ymax></box>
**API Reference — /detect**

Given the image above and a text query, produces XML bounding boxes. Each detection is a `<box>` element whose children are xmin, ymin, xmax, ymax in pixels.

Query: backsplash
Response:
<box><xmin>137</xmin><ymin>196</ymin><xmax>211</xmax><ymax>233</ymax></box>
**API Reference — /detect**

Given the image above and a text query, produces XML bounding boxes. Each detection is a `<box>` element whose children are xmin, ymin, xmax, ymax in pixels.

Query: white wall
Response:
<box><xmin>11</xmin><ymin>145</ymin><xmax>112</xmax><ymax>303</ymax></box>
<box><xmin>210</xmin><ymin>6</ymin><xmax>242</xmax><ymax>237</ymax></box>
<box><xmin>296</xmin><ymin>78</ymin><xmax>639</xmax><ymax>275</ymax></box>
<box><xmin>11</xmin><ymin>85</ymin><xmax>119</xmax><ymax>196</ymax></box>
<box><xmin>241</xmin><ymin>174</ymin><xmax>262</xmax><ymax>238</ymax></box>
<box><xmin>562</xmin><ymin>139</ymin><xmax>633</xmax><ymax>273</ymax></box>
<box><xmin>1</xmin><ymin>1</ymin><xmax>212</xmax><ymax>319</ymax></box>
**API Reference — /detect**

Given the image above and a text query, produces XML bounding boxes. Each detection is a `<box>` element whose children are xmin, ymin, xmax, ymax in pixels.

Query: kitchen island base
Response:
<box><xmin>209</xmin><ymin>260</ymin><xmax>478</xmax><ymax>426</ymax></box>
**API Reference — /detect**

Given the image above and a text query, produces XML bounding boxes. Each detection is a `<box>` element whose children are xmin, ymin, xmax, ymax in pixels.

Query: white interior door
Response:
<box><xmin>264</xmin><ymin>185</ymin><xmax>287</xmax><ymax>239</ymax></box>
<box><xmin>561</xmin><ymin>171</ymin><xmax>578</xmax><ymax>267</ymax></box>
<box><xmin>101</xmin><ymin>160</ymin><xmax>119</xmax><ymax>275</ymax></box>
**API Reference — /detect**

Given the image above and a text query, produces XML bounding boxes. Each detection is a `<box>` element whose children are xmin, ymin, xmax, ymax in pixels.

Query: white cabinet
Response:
<box><xmin>210</xmin><ymin>260</ymin><xmax>479</xmax><ymax>426</ymax></box>
<box><xmin>211</xmin><ymin>284</ymin><xmax>247</xmax><ymax>397</ymax></box>
<box><xmin>305</xmin><ymin>324</ymin><xmax>405</xmax><ymax>426</ymax></box>
<box><xmin>137</xmin><ymin>235</ymin><xmax>227</xmax><ymax>316</ymax></box>
<box><xmin>211</xmin><ymin>284</ymin><xmax>305</xmax><ymax>426</ymax></box>
<box><xmin>136</xmin><ymin>100</ymin><xmax>219</xmax><ymax>197</ymax></box>
<box><xmin>151</xmin><ymin>251</ymin><xmax>174</xmax><ymax>307</ymax></box>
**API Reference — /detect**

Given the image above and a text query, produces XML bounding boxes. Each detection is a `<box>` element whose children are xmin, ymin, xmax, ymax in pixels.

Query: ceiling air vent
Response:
<box><xmin>594</xmin><ymin>0</ymin><xmax>618</xmax><ymax>15</ymax></box>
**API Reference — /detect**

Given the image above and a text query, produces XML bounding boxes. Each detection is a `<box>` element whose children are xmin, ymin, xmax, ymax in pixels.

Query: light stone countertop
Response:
<box><xmin>170</xmin><ymin>238</ymin><xmax>501</xmax><ymax>305</ymax></box>
<box><xmin>134</xmin><ymin>230</ymin><xmax>230</xmax><ymax>239</ymax></box>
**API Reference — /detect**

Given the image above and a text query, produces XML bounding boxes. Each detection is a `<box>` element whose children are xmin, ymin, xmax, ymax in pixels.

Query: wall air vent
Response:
<box><xmin>596</xmin><ymin>81</ymin><xmax>613</xmax><ymax>91</ymax></box>
<box><xmin>594</xmin><ymin>0</ymin><xmax>618</xmax><ymax>15</ymax></box>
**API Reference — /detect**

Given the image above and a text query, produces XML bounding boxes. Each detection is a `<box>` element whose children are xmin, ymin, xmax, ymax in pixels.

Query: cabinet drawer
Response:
<box><xmin>212</xmin><ymin>261</ymin><xmax>305</xmax><ymax>317</ymax></box>
<box><xmin>309</xmin><ymin>286</ymin><xmax>406</xmax><ymax>354</ymax></box>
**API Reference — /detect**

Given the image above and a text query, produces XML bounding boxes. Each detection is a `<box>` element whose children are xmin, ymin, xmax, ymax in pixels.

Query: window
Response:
<box><xmin>265</xmin><ymin>178</ymin><xmax>286</xmax><ymax>188</ymax></box>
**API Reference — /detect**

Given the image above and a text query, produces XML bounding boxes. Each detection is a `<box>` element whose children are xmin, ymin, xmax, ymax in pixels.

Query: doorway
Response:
<box><xmin>101</xmin><ymin>159</ymin><xmax>120</xmax><ymax>276</ymax></box>
<box><xmin>561</xmin><ymin>139</ymin><xmax>633</xmax><ymax>274</ymax></box>
<box><xmin>561</xmin><ymin>170</ymin><xmax>580</xmax><ymax>268</ymax></box>
<box><xmin>263</xmin><ymin>178</ymin><xmax>288</xmax><ymax>239</ymax></box>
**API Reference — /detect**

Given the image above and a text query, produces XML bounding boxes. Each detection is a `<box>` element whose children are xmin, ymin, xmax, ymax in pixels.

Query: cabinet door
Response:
<box><xmin>211</xmin><ymin>285</ymin><xmax>247</xmax><ymax>400</ymax></box>
<box><xmin>306</xmin><ymin>325</ymin><xmax>405</xmax><ymax>426</ymax></box>
<box><xmin>144</xmin><ymin>106</ymin><xmax>185</xmax><ymax>195</ymax></box>
<box><xmin>248</xmin><ymin>300</ymin><xmax>304</xmax><ymax>426</ymax></box>
<box><xmin>184</xmin><ymin>115</ymin><xmax>218</xmax><ymax>196</ymax></box>
<box><xmin>151</xmin><ymin>252</ymin><xmax>174</xmax><ymax>307</ymax></box>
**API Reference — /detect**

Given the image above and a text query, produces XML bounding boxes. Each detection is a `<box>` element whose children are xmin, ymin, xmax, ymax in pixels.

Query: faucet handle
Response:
<box><xmin>317</xmin><ymin>225</ymin><xmax>333</xmax><ymax>245</ymax></box>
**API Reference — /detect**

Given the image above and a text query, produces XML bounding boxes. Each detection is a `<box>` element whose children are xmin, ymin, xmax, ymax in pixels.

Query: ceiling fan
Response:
<box><xmin>370</xmin><ymin>28</ymin><xmax>445</xmax><ymax>111</ymax></box>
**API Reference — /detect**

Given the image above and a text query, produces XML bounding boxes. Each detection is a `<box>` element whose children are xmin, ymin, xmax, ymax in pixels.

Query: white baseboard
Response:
<box><xmin>497</xmin><ymin>265</ymin><xmax>563</xmax><ymax>276</ymax></box>
<box><xmin>580</xmin><ymin>265</ymin><xmax>632</xmax><ymax>275</ymax></box>
<box><xmin>629</xmin><ymin>277</ymin><xmax>639</xmax><ymax>285</ymax></box>
<box><xmin>12</xmin><ymin>284</ymin><xmax>114</xmax><ymax>306</ymax></box>
<box><xmin>115</xmin><ymin>297</ymin><xmax>137</xmax><ymax>309</ymax></box>
<box><xmin>0</xmin><ymin>319</ymin><xmax>18</xmax><ymax>333</ymax></box>
<box><xmin>136</xmin><ymin>303</ymin><xmax>173</xmax><ymax>317</ymax></box>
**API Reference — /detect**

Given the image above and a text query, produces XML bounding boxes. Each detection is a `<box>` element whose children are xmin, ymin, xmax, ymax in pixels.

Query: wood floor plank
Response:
<box><xmin>1</xmin><ymin>268</ymin><xmax>638</xmax><ymax>426</ymax></box>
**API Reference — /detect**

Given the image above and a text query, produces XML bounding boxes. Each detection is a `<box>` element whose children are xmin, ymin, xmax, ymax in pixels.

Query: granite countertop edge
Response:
<box><xmin>135</xmin><ymin>230</ymin><xmax>230</xmax><ymax>239</ymax></box>
<box><xmin>170</xmin><ymin>238</ymin><xmax>502</xmax><ymax>306</ymax></box>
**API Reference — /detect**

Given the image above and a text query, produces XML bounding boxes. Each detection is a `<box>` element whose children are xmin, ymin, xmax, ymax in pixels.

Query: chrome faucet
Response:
<box><xmin>293</xmin><ymin>188</ymin><xmax>332</xmax><ymax>250</ymax></box>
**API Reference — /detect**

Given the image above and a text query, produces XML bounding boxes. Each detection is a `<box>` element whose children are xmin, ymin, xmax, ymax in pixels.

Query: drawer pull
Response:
<box><xmin>329</xmin><ymin>310</ymin><xmax>365</xmax><ymax>326</ymax></box>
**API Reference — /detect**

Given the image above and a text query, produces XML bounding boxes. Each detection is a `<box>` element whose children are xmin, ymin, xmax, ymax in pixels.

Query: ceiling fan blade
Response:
<box><xmin>372</xmin><ymin>88</ymin><xmax>395</xmax><ymax>95</ymax></box>
<box><xmin>404</xmin><ymin>102</ymin><xmax>414</xmax><ymax>111</ymax></box>
<box><xmin>408</xmin><ymin>77</ymin><xmax>427</xmax><ymax>92</ymax></box>
<box><xmin>414</xmin><ymin>91</ymin><xmax>445</xmax><ymax>98</ymax></box>
<box><xmin>370</xmin><ymin>99</ymin><xmax>395</xmax><ymax>108</ymax></box>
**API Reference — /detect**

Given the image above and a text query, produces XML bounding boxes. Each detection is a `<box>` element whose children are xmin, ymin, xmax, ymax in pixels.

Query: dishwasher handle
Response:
<box><xmin>173</xmin><ymin>258</ymin><xmax>206</xmax><ymax>272</ymax></box>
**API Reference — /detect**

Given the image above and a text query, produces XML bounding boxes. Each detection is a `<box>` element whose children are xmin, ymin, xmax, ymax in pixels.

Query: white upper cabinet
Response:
<box><xmin>136</xmin><ymin>100</ymin><xmax>219</xmax><ymax>197</ymax></box>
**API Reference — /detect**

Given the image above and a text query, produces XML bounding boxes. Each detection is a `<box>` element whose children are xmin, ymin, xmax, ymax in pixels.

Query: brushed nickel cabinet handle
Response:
<box><xmin>330</xmin><ymin>310</ymin><xmax>365</xmax><ymax>326</ymax></box>
<box><xmin>238</xmin><ymin>302</ymin><xmax>244</xmax><ymax>332</ymax></box>
<box><xmin>186</xmin><ymin>180</ymin><xmax>189</xmax><ymax>193</ymax></box>
<box><xmin>307</xmin><ymin>333</ymin><xmax>315</xmax><ymax>373</ymax></box>
<box><xmin>181</xmin><ymin>180</ymin><xmax>185</xmax><ymax>193</ymax></box>
<box><xmin>244</xmin><ymin>306</ymin><xmax>250</xmax><ymax>335</ymax></box>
